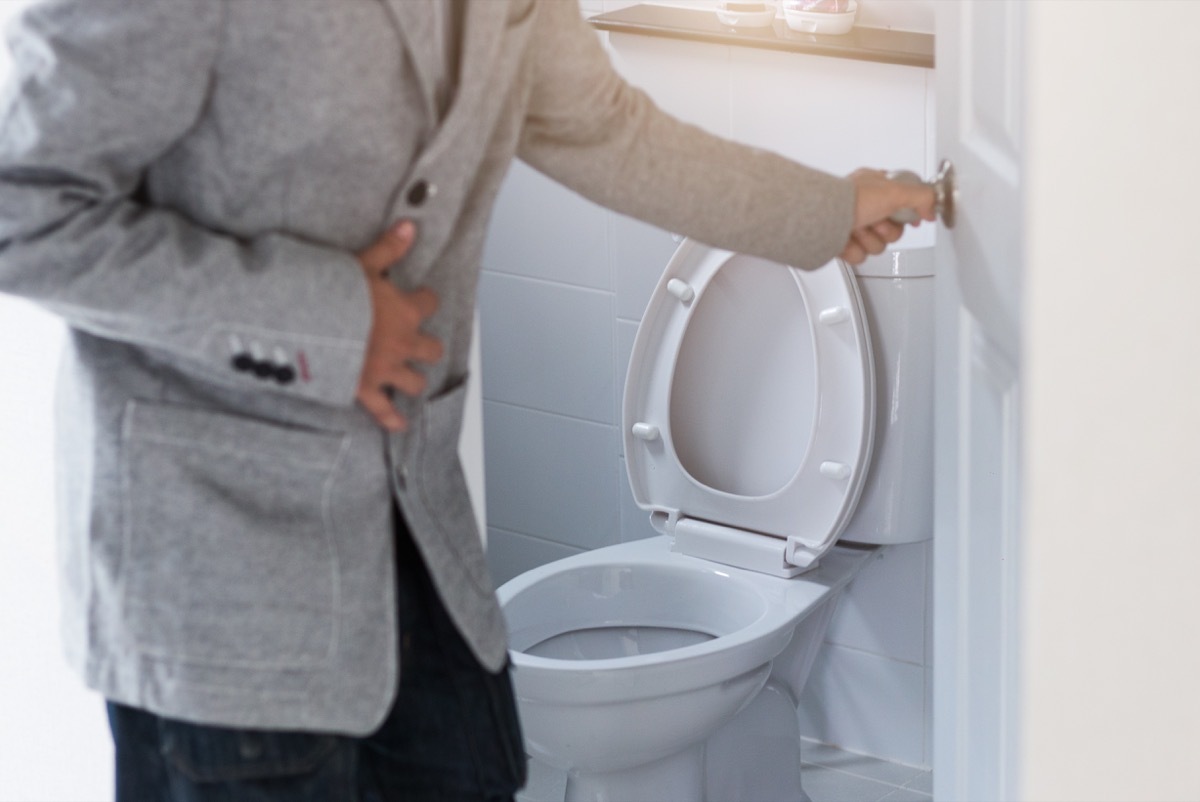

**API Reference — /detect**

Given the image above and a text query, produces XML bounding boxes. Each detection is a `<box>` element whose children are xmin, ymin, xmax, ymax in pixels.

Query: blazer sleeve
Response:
<box><xmin>517</xmin><ymin>0</ymin><xmax>856</xmax><ymax>270</ymax></box>
<box><xmin>0</xmin><ymin>0</ymin><xmax>370</xmax><ymax>408</ymax></box>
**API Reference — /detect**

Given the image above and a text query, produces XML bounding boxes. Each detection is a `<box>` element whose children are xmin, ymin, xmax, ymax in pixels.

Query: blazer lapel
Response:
<box><xmin>379</xmin><ymin>0</ymin><xmax>516</xmax><ymax>133</ymax></box>
<box><xmin>385</xmin><ymin>0</ymin><xmax>536</xmax><ymax>289</ymax></box>
<box><xmin>440</xmin><ymin>0</ymin><xmax>509</xmax><ymax>128</ymax></box>
<box><xmin>378</xmin><ymin>0</ymin><xmax>443</xmax><ymax>123</ymax></box>
<box><xmin>419</xmin><ymin>0</ymin><xmax>521</xmax><ymax>164</ymax></box>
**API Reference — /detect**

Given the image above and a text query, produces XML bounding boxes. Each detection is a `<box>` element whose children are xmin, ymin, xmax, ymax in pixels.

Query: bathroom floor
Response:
<box><xmin>518</xmin><ymin>739</ymin><xmax>932</xmax><ymax>802</ymax></box>
<box><xmin>799</xmin><ymin>740</ymin><xmax>932</xmax><ymax>802</ymax></box>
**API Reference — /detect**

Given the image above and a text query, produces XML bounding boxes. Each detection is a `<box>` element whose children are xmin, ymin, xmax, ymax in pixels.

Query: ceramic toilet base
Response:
<box><xmin>704</xmin><ymin>680</ymin><xmax>812</xmax><ymax>802</ymax></box>
<box><xmin>525</xmin><ymin>680</ymin><xmax>815</xmax><ymax>802</ymax></box>
<box><xmin>564</xmin><ymin>743</ymin><xmax>704</xmax><ymax>802</ymax></box>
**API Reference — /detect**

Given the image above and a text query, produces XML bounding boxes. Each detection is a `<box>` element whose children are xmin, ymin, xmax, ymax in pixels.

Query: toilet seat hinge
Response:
<box><xmin>671</xmin><ymin>517</ymin><xmax>810</xmax><ymax>578</ymax></box>
<box><xmin>784</xmin><ymin>537</ymin><xmax>822</xmax><ymax>570</ymax></box>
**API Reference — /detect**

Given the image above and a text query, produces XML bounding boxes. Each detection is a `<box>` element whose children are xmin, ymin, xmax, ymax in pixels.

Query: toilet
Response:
<box><xmin>497</xmin><ymin>241</ymin><xmax>935</xmax><ymax>802</ymax></box>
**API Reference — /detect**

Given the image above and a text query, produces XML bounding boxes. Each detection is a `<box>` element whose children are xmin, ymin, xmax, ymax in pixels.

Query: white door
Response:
<box><xmin>931</xmin><ymin>2</ymin><xmax>1025</xmax><ymax>800</ymax></box>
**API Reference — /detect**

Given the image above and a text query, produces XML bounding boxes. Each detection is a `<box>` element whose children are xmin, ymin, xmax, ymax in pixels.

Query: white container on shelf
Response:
<box><xmin>715</xmin><ymin>1</ymin><xmax>779</xmax><ymax>28</ymax></box>
<box><xmin>782</xmin><ymin>0</ymin><xmax>857</xmax><ymax>35</ymax></box>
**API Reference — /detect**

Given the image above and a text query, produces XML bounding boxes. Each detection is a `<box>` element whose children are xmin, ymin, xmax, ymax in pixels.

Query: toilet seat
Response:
<box><xmin>623</xmin><ymin>240</ymin><xmax>875</xmax><ymax>576</ymax></box>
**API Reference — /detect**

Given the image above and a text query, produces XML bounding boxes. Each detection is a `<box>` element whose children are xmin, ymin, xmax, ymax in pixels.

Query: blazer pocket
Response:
<box><xmin>120</xmin><ymin>401</ymin><xmax>348</xmax><ymax>668</ymax></box>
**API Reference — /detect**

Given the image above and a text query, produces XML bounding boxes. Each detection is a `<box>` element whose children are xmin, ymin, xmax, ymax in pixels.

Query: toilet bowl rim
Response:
<box><xmin>498</xmin><ymin>538</ymin><xmax>831</xmax><ymax>704</ymax></box>
<box><xmin>505</xmin><ymin>612</ymin><xmax>803</xmax><ymax>706</ymax></box>
<box><xmin>498</xmin><ymin>536</ymin><xmax>829</xmax><ymax>642</ymax></box>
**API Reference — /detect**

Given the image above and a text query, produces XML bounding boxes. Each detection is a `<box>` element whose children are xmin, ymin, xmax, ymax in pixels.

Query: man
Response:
<box><xmin>0</xmin><ymin>0</ymin><xmax>934</xmax><ymax>799</ymax></box>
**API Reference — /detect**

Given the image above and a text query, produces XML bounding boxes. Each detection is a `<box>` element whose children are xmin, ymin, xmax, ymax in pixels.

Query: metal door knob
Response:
<box><xmin>886</xmin><ymin>159</ymin><xmax>957</xmax><ymax>229</ymax></box>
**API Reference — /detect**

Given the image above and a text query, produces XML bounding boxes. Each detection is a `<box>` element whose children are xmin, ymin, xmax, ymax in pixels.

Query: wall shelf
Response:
<box><xmin>588</xmin><ymin>4</ymin><xmax>934</xmax><ymax>69</ymax></box>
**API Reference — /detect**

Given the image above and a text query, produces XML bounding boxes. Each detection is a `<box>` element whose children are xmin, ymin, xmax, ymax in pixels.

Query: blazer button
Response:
<box><xmin>252</xmin><ymin>360</ymin><xmax>275</xmax><ymax>379</ymax></box>
<box><xmin>406</xmin><ymin>179</ymin><xmax>436</xmax><ymax>207</ymax></box>
<box><xmin>274</xmin><ymin>365</ymin><xmax>296</xmax><ymax>385</ymax></box>
<box><xmin>231</xmin><ymin>353</ymin><xmax>255</xmax><ymax>373</ymax></box>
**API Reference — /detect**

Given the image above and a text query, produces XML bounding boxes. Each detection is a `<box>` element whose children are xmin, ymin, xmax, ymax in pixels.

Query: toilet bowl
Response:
<box><xmin>497</xmin><ymin>242</ymin><xmax>935</xmax><ymax>801</ymax></box>
<box><xmin>500</xmin><ymin>536</ymin><xmax>872</xmax><ymax>801</ymax></box>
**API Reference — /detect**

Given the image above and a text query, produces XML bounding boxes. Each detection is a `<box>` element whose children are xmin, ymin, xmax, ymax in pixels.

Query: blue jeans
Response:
<box><xmin>107</xmin><ymin>515</ymin><xmax>526</xmax><ymax>802</ymax></box>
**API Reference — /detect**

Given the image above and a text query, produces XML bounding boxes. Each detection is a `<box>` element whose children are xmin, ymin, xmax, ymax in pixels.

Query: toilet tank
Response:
<box><xmin>840</xmin><ymin>248</ymin><xmax>935</xmax><ymax>545</ymax></box>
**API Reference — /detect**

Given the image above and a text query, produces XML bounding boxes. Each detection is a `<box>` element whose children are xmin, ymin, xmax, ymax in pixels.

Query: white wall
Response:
<box><xmin>0</xmin><ymin>5</ymin><xmax>113</xmax><ymax>799</ymax></box>
<box><xmin>0</xmin><ymin>300</ymin><xmax>113</xmax><ymax>801</ymax></box>
<box><xmin>1019</xmin><ymin>3</ymin><xmax>1200</xmax><ymax>800</ymax></box>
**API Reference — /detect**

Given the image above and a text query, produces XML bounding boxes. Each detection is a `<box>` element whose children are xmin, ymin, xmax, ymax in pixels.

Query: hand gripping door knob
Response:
<box><xmin>886</xmin><ymin>159</ymin><xmax>957</xmax><ymax>229</ymax></box>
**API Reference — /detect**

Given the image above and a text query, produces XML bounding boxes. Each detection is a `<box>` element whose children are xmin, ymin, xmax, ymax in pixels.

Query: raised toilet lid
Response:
<box><xmin>623</xmin><ymin>240</ymin><xmax>875</xmax><ymax>575</ymax></box>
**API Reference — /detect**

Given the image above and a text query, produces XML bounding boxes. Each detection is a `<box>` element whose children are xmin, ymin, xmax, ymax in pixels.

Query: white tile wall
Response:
<box><xmin>478</xmin><ymin>272</ymin><xmax>615</xmax><ymax>424</ymax></box>
<box><xmin>797</xmin><ymin>545</ymin><xmax>933</xmax><ymax>764</ymax></box>
<box><xmin>606</xmin><ymin>34</ymin><xmax>732</xmax><ymax>138</ymax></box>
<box><xmin>619</xmin><ymin>456</ymin><xmax>661</xmax><ymax>543</ymax></box>
<box><xmin>610</xmin><ymin>213</ymin><xmax>679</xmax><ymax>322</ymax></box>
<box><xmin>483</xmin><ymin>161</ymin><xmax>610</xmax><ymax>290</ymax></box>
<box><xmin>797</xmin><ymin>642</ymin><xmax>928</xmax><ymax>767</ymax></box>
<box><xmin>482</xmin><ymin>401</ymin><xmax>620</xmax><ymax>552</ymax></box>
<box><xmin>824</xmin><ymin>543</ymin><xmax>929</xmax><ymax>665</ymax></box>
<box><xmin>728</xmin><ymin>48</ymin><xmax>927</xmax><ymax>176</ymax></box>
<box><xmin>614</xmin><ymin>319</ymin><xmax>640</xmax><ymax>452</ymax></box>
<box><xmin>480</xmin><ymin>11</ymin><xmax>935</xmax><ymax>766</ymax></box>
<box><xmin>487</xmin><ymin>527</ymin><xmax>584</xmax><ymax>588</ymax></box>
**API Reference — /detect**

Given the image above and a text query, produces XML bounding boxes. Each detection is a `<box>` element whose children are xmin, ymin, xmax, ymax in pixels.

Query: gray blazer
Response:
<box><xmin>0</xmin><ymin>0</ymin><xmax>854</xmax><ymax>734</ymax></box>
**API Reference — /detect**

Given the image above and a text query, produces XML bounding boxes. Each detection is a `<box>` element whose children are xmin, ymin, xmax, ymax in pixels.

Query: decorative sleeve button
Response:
<box><xmin>273</xmin><ymin>364</ymin><xmax>296</xmax><ymax>385</ymax></box>
<box><xmin>228</xmin><ymin>339</ymin><xmax>298</xmax><ymax>386</ymax></box>
<box><xmin>231</xmin><ymin>352</ymin><xmax>256</xmax><ymax>373</ymax></box>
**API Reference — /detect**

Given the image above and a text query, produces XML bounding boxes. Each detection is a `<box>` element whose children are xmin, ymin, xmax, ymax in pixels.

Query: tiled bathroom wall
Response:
<box><xmin>480</xmin><ymin>2</ymin><xmax>936</xmax><ymax>768</ymax></box>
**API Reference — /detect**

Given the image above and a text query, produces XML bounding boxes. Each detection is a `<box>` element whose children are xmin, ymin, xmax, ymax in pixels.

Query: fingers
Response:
<box><xmin>355</xmin><ymin>333</ymin><xmax>438</xmax><ymax>433</ymax></box>
<box><xmin>362</xmin><ymin>325</ymin><xmax>444</xmax><ymax>389</ymax></box>
<box><xmin>355</xmin><ymin>220</ymin><xmax>447</xmax><ymax>433</ymax></box>
<box><xmin>905</xmin><ymin>175</ymin><xmax>939</xmax><ymax>221</ymax></box>
<box><xmin>849</xmin><ymin>168</ymin><xmax>938</xmax><ymax>230</ymax></box>
<box><xmin>381</xmin><ymin>288</ymin><xmax>442</xmax><ymax>369</ymax></box>
<box><xmin>356</xmin><ymin>384</ymin><xmax>408</xmax><ymax>433</ymax></box>
<box><xmin>355</xmin><ymin>358</ymin><xmax>428</xmax><ymax>434</ymax></box>
<box><xmin>358</xmin><ymin>220</ymin><xmax>417</xmax><ymax>278</ymax></box>
<box><xmin>896</xmin><ymin>182</ymin><xmax>938</xmax><ymax>223</ymax></box>
<box><xmin>357</xmin><ymin>288</ymin><xmax>444</xmax><ymax>432</ymax></box>
<box><xmin>405</xmin><ymin>286</ymin><xmax>439</xmax><ymax>321</ymax></box>
<box><xmin>840</xmin><ymin>219</ymin><xmax>906</xmax><ymax>266</ymax></box>
<box><xmin>362</xmin><ymin>340</ymin><xmax>438</xmax><ymax>395</ymax></box>
<box><xmin>842</xmin><ymin>166</ymin><xmax>936</xmax><ymax>266</ymax></box>
<box><xmin>870</xmin><ymin>219</ymin><xmax>905</xmax><ymax>243</ymax></box>
<box><xmin>840</xmin><ymin>240</ymin><xmax>866</xmax><ymax>266</ymax></box>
